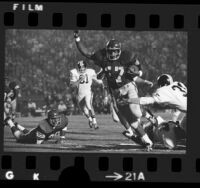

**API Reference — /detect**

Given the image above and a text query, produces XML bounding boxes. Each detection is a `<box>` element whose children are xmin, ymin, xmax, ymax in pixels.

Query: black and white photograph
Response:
<box><xmin>4</xmin><ymin>30</ymin><xmax>187</xmax><ymax>154</ymax></box>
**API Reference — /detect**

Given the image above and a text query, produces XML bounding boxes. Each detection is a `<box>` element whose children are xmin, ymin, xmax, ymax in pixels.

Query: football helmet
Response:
<box><xmin>154</xmin><ymin>121</ymin><xmax>177</xmax><ymax>149</ymax></box>
<box><xmin>77</xmin><ymin>60</ymin><xmax>87</xmax><ymax>73</ymax></box>
<box><xmin>48</xmin><ymin>109</ymin><xmax>61</xmax><ymax>127</ymax></box>
<box><xmin>9</xmin><ymin>81</ymin><xmax>20</xmax><ymax>90</ymax></box>
<box><xmin>157</xmin><ymin>74</ymin><xmax>173</xmax><ymax>87</ymax></box>
<box><xmin>125</xmin><ymin>64</ymin><xmax>140</xmax><ymax>80</ymax></box>
<box><xmin>106</xmin><ymin>39</ymin><xmax>121</xmax><ymax>61</ymax></box>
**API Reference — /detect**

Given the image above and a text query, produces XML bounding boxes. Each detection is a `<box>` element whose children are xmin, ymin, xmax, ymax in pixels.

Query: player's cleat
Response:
<box><xmin>146</xmin><ymin>143</ymin><xmax>153</xmax><ymax>152</ymax></box>
<box><xmin>122</xmin><ymin>130</ymin><xmax>148</xmax><ymax>147</ymax></box>
<box><xmin>130</xmin><ymin>135</ymin><xmax>145</xmax><ymax>146</ymax></box>
<box><xmin>141</xmin><ymin>134</ymin><xmax>153</xmax><ymax>150</ymax></box>
<box><xmin>93</xmin><ymin>123</ymin><xmax>99</xmax><ymax>130</ymax></box>
<box><xmin>122</xmin><ymin>130</ymin><xmax>134</xmax><ymax>139</ymax></box>
<box><xmin>89</xmin><ymin>120</ymin><xmax>93</xmax><ymax>128</ymax></box>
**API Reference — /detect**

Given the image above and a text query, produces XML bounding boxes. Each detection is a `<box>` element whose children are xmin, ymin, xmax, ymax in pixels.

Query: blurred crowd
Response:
<box><xmin>15</xmin><ymin>84</ymin><xmax>111</xmax><ymax>117</ymax></box>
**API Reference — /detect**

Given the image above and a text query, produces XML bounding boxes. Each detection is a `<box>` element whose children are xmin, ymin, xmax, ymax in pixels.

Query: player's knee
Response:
<box><xmin>129</xmin><ymin>105</ymin><xmax>142</xmax><ymax>118</ymax></box>
<box><xmin>130</xmin><ymin>119</ymin><xmax>140</xmax><ymax>129</ymax></box>
<box><xmin>133</xmin><ymin>111</ymin><xmax>142</xmax><ymax>119</ymax></box>
<box><xmin>112</xmin><ymin>113</ymin><xmax>120</xmax><ymax>123</ymax></box>
<box><xmin>13</xmin><ymin>130</ymin><xmax>23</xmax><ymax>140</ymax></box>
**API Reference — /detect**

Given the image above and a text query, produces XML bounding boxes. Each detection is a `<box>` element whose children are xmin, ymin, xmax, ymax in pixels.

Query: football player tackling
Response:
<box><xmin>74</xmin><ymin>31</ymin><xmax>154</xmax><ymax>149</ymax></box>
<box><xmin>70</xmin><ymin>60</ymin><xmax>103</xmax><ymax>129</ymax></box>
<box><xmin>118</xmin><ymin>74</ymin><xmax>187</xmax><ymax>149</ymax></box>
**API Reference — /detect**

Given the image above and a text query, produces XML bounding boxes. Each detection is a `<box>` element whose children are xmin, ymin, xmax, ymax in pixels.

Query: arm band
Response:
<box><xmin>139</xmin><ymin>97</ymin><xmax>155</xmax><ymax>105</ymax></box>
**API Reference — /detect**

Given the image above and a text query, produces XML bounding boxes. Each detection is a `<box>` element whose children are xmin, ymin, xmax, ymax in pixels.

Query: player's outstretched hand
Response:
<box><xmin>74</xmin><ymin>30</ymin><xmax>79</xmax><ymax>39</ymax></box>
<box><xmin>145</xmin><ymin>80</ymin><xmax>154</xmax><ymax>87</ymax></box>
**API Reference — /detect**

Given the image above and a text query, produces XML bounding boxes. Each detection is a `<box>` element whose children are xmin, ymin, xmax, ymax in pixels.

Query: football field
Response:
<box><xmin>4</xmin><ymin>114</ymin><xmax>186</xmax><ymax>154</ymax></box>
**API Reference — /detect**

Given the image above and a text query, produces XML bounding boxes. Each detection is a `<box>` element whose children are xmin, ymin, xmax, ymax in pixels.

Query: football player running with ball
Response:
<box><xmin>70</xmin><ymin>60</ymin><xmax>103</xmax><ymax>129</ymax></box>
<box><xmin>74</xmin><ymin>31</ymin><xmax>154</xmax><ymax>149</ymax></box>
<box><xmin>4</xmin><ymin>109</ymin><xmax>68</xmax><ymax>144</ymax></box>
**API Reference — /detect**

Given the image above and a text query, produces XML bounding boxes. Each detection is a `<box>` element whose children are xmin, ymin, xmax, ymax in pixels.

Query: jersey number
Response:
<box><xmin>172</xmin><ymin>82</ymin><xmax>187</xmax><ymax>97</ymax></box>
<box><xmin>80</xmin><ymin>74</ymin><xmax>89</xmax><ymax>84</ymax></box>
<box><xmin>105</xmin><ymin>66</ymin><xmax>124</xmax><ymax>81</ymax></box>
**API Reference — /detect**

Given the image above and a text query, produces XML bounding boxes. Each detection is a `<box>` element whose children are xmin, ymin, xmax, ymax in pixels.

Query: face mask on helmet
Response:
<box><xmin>48</xmin><ymin>110</ymin><xmax>61</xmax><ymax>127</ymax></box>
<box><xmin>157</xmin><ymin>74</ymin><xmax>173</xmax><ymax>87</ymax></box>
<box><xmin>77</xmin><ymin>60</ymin><xmax>86</xmax><ymax>73</ymax></box>
<box><xmin>49</xmin><ymin>117</ymin><xmax>61</xmax><ymax>127</ymax></box>
<box><xmin>106</xmin><ymin>40</ymin><xmax>121</xmax><ymax>61</ymax></box>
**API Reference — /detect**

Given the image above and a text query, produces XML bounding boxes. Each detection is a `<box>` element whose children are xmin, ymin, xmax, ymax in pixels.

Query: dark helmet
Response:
<box><xmin>157</xmin><ymin>74</ymin><xmax>173</xmax><ymax>87</ymax></box>
<box><xmin>77</xmin><ymin>60</ymin><xmax>87</xmax><ymax>73</ymax></box>
<box><xmin>9</xmin><ymin>81</ymin><xmax>20</xmax><ymax>90</ymax></box>
<box><xmin>106</xmin><ymin>39</ymin><xmax>121</xmax><ymax>61</ymax></box>
<box><xmin>125</xmin><ymin>64</ymin><xmax>140</xmax><ymax>79</ymax></box>
<box><xmin>48</xmin><ymin>109</ymin><xmax>61</xmax><ymax>127</ymax></box>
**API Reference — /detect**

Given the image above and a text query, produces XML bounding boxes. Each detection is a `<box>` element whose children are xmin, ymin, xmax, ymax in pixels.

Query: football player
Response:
<box><xmin>115</xmin><ymin>64</ymin><xmax>154</xmax><ymax>149</ymax></box>
<box><xmin>70</xmin><ymin>60</ymin><xmax>103</xmax><ymax>129</ymax></box>
<box><xmin>142</xmin><ymin>111</ymin><xmax>186</xmax><ymax>150</ymax></box>
<box><xmin>4</xmin><ymin>109</ymin><xmax>68</xmax><ymax>144</ymax></box>
<box><xmin>74</xmin><ymin>31</ymin><xmax>154</xmax><ymax>148</ymax></box>
<box><xmin>118</xmin><ymin>74</ymin><xmax>187</xmax><ymax>132</ymax></box>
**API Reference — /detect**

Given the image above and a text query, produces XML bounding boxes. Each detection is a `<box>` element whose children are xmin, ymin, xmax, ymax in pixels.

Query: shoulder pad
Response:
<box><xmin>38</xmin><ymin>119</ymin><xmax>49</xmax><ymax>130</ymax></box>
<box><xmin>70</xmin><ymin>69</ymin><xmax>78</xmax><ymax>75</ymax></box>
<box><xmin>87</xmin><ymin>68</ymin><xmax>95</xmax><ymax>74</ymax></box>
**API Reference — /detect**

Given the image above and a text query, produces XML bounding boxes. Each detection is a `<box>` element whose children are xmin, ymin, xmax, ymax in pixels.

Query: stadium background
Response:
<box><xmin>5</xmin><ymin>30</ymin><xmax>187</xmax><ymax>116</ymax></box>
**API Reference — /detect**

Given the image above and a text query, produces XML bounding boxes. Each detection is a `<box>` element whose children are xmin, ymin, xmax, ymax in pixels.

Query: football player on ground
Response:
<box><xmin>118</xmin><ymin>74</ymin><xmax>187</xmax><ymax>149</ymax></box>
<box><xmin>4</xmin><ymin>109</ymin><xmax>68</xmax><ymax>144</ymax></box>
<box><xmin>74</xmin><ymin>31</ymin><xmax>154</xmax><ymax>149</ymax></box>
<box><xmin>70</xmin><ymin>60</ymin><xmax>103</xmax><ymax>129</ymax></box>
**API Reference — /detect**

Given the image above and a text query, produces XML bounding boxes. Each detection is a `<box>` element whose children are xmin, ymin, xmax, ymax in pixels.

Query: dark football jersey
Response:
<box><xmin>91</xmin><ymin>49</ymin><xmax>141</xmax><ymax>89</ymax></box>
<box><xmin>35</xmin><ymin>114</ymin><xmax>68</xmax><ymax>142</ymax></box>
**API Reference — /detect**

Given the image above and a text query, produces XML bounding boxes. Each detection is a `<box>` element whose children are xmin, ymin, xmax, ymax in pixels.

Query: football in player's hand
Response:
<box><xmin>79</xmin><ymin>74</ymin><xmax>85</xmax><ymax>81</ymax></box>
<box><xmin>126</xmin><ymin>64</ymin><xmax>140</xmax><ymax>77</ymax></box>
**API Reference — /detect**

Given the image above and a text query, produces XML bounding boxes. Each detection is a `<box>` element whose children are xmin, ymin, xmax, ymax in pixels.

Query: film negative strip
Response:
<box><xmin>0</xmin><ymin>1</ymin><xmax>200</xmax><ymax>183</ymax></box>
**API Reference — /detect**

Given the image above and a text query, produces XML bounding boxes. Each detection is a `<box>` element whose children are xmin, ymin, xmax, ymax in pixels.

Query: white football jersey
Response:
<box><xmin>70</xmin><ymin>68</ymin><xmax>99</xmax><ymax>95</ymax></box>
<box><xmin>152</xmin><ymin>81</ymin><xmax>187</xmax><ymax>112</ymax></box>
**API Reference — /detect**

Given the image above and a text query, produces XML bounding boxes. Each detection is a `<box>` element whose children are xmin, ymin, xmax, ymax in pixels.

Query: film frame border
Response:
<box><xmin>0</xmin><ymin>2</ymin><xmax>200</xmax><ymax>182</ymax></box>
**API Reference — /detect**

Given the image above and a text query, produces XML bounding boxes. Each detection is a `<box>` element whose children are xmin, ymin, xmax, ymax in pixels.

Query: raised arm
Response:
<box><xmin>74</xmin><ymin>30</ymin><xmax>95</xmax><ymax>59</ymax></box>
